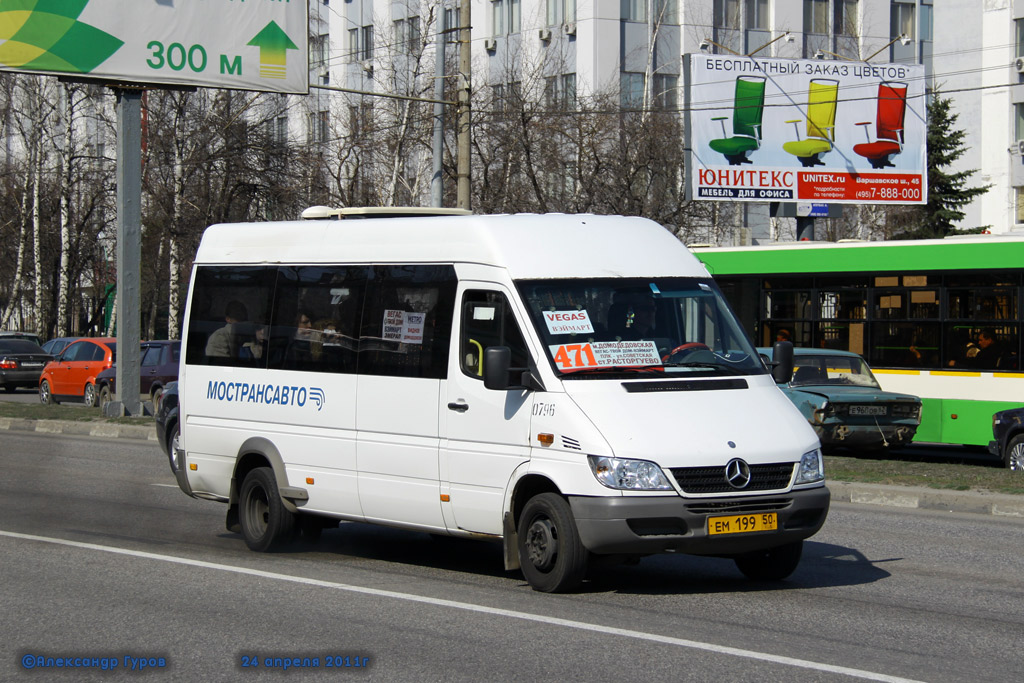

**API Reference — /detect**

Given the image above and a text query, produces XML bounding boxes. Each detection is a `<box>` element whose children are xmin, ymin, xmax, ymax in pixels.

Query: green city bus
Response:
<box><xmin>692</xmin><ymin>235</ymin><xmax>1024</xmax><ymax>447</ymax></box>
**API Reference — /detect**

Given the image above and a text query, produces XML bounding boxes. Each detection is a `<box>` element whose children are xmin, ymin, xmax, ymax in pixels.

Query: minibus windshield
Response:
<box><xmin>518</xmin><ymin>278</ymin><xmax>766</xmax><ymax>378</ymax></box>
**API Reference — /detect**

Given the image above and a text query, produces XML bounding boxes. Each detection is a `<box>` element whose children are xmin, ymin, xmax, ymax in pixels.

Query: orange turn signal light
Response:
<box><xmin>440</xmin><ymin>494</ymin><xmax>450</xmax><ymax>502</ymax></box>
<box><xmin>306</xmin><ymin>477</ymin><xmax>315</xmax><ymax>485</ymax></box>
<box><xmin>537</xmin><ymin>433</ymin><xmax>554</xmax><ymax>446</ymax></box>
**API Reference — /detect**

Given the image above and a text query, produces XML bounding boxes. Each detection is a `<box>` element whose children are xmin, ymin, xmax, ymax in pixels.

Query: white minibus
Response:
<box><xmin>169</xmin><ymin>211</ymin><xmax>829</xmax><ymax>592</ymax></box>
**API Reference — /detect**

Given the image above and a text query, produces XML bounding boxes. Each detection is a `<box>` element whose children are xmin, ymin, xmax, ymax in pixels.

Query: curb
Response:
<box><xmin>0</xmin><ymin>417</ymin><xmax>157</xmax><ymax>442</ymax></box>
<box><xmin>2</xmin><ymin>417</ymin><xmax>1022</xmax><ymax>518</ymax></box>
<box><xmin>828</xmin><ymin>481</ymin><xmax>1024</xmax><ymax>519</ymax></box>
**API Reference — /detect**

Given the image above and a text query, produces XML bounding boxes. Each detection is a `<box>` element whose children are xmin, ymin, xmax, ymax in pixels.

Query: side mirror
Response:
<box><xmin>771</xmin><ymin>340</ymin><xmax>794</xmax><ymax>384</ymax></box>
<box><xmin>483</xmin><ymin>346</ymin><xmax>512</xmax><ymax>391</ymax></box>
<box><xmin>483</xmin><ymin>346</ymin><xmax>545</xmax><ymax>392</ymax></box>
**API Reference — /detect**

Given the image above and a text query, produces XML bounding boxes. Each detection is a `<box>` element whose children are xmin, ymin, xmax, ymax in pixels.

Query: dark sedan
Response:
<box><xmin>989</xmin><ymin>408</ymin><xmax>1024</xmax><ymax>471</ymax></box>
<box><xmin>760</xmin><ymin>347</ymin><xmax>922</xmax><ymax>453</ymax></box>
<box><xmin>0</xmin><ymin>339</ymin><xmax>53</xmax><ymax>392</ymax></box>
<box><xmin>95</xmin><ymin>340</ymin><xmax>180</xmax><ymax>408</ymax></box>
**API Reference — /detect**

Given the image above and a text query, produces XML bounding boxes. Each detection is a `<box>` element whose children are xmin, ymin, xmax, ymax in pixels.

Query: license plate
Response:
<box><xmin>708</xmin><ymin>512</ymin><xmax>777</xmax><ymax>535</ymax></box>
<box><xmin>21</xmin><ymin>362</ymin><xmax>42</xmax><ymax>368</ymax></box>
<box><xmin>850</xmin><ymin>405</ymin><xmax>886</xmax><ymax>416</ymax></box>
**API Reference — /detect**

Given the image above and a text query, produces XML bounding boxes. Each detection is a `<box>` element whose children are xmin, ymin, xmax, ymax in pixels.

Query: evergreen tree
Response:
<box><xmin>893</xmin><ymin>94</ymin><xmax>991</xmax><ymax>239</ymax></box>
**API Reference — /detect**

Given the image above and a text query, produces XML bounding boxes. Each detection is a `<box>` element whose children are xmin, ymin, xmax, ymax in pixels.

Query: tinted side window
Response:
<box><xmin>461</xmin><ymin>291</ymin><xmax>529</xmax><ymax>381</ymax></box>
<box><xmin>142</xmin><ymin>346</ymin><xmax>161</xmax><ymax>367</ymax></box>
<box><xmin>89</xmin><ymin>344</ymin><xmax>106</xmax><ymax>362</ymax></box>
<box><xmin>270</xmin><ymin>265</ymin><xmax>368</xmax><ymax>374</ymax></box>
<box><xmin>185</xmin><ymin>266</ymin><xmax>277</xmax><ymax>367</ymax></box>
<box><xmin>358</xmin><ymin>265</ymin><xmax>456</xmax><ymax>379</ymax></box>
<box><xmin>62</xmin><ymin>343</ymin><xmax>86</xmax><ymax>362</ymax></box>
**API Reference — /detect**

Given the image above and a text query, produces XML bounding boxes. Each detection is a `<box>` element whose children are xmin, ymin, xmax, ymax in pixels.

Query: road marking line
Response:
<box><xmin>0</xmin><ymin>529</ymin><xmax>922</xmax><ymax>682</ymax></box>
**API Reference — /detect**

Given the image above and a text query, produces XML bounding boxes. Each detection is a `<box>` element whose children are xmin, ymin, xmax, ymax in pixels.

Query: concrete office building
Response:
<box><xmin>307</xmin><ymin>0</ymin><xmax>1022</xmax><ymax>237</ymax></box>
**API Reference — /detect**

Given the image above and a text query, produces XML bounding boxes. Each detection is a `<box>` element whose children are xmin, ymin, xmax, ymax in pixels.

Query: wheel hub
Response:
<box><xmin>1010</xmin><ymin>444</ymin><xmax>1024</xmax><ymax>472</ymax></box>
<box><xmin>525</xmin><ymin>518</ymin><xmax>557</xmax><ymax>570</ymax></box>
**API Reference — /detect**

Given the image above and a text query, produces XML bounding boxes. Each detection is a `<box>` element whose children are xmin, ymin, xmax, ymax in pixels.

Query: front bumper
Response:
<box><xmin>569</xmin><ymin>486</ymin><xmax>830</xmax><ymax>556</ymax></box>
<box><xmin>816</xmin><ymin>422</ymin><xmax>917</xmax><ymax>450</ymax></box>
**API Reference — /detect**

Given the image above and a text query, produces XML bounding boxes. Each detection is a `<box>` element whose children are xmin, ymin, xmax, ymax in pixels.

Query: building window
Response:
<box><xmin>544</xmin><ymin>73</ymin><xmax>577</xmax><ymax>110</ymax></box>
<box><xmin>653</xmin><ymin>74</ymin><xmax>678</xmax><ymax>109</ymax></box>
<box><xmin>621</xmin><ymin>0</ymin><xmax>646</xmax><ymax>22</ymax></box>
<box><xmin>348</xmin><ymin>28</ymin><xmax>358</xmax><ymax>62</ymax></box>
<box><xmin>272</xmin><ymin>115</ymin><xmax>288</xmax><ymax>146</ymax></box>
<box><xmin>804</xmin><ymin>0</ymin><xmax>858</xmax><ymax>59</ymax></box>
<box><xmin>445</xmin><ymin>7</ymin><xmax>460</xmax><ymax>43</ymax></box>
<box><xmin>492</xmin><ymin>0</ymin><xmax>521</xmax><ymax>36</ymax></box>
<box><xmin>1016</xmin><ymin>188</ymin><xmax>1024</xmax><ymax>225</ymax></box>
<box><xmin>805</xmin><ymin>0</ymin><xmax>828</xmax><ymax>34</ymax></box>
<box><xmin>620</xmin><ymin>72</ymin><xmax>645</xmax><ymax>108</ymax></box>
<box><xmin>713</xmin><ymin>0</ymin><xmax>770</xmax><ymax>55</ymax></box>
<box><xmin>1015</xmin><ymin>103</ymin><xmax>1024</xmax><ymax>141</ymax></box>
<box><xmin>308</xmin><ymin>111</ymin><xmax>329</xmax><ymax>144</ymax></box>
<box><xmin>1015</xmin><ymin>18</ymin><xmax>1024</xmax><ymax>58</ymax></box>
<box><xmin>361</xmin><ymin>25</ymin><xmax>374</xmax><ymax>60</ymax></box>
<box><xmin>394</xmin><ymin>16</ymin><xmax>422</xmax><ymax>54</ymax></box>
<box><xmin>310</xmin><ymin>34</ymin><xmax>329</xmax><ymax>68</ymax></box>
<box><xmin>547</xmin><ymin>0</ymin><xmax>576</xmax><ymax>25</ymax></box>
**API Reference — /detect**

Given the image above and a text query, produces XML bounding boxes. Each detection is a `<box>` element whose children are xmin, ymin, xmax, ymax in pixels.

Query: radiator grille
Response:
<box><xmin>670</xmin><ymin>463</ymin><xmax>794</xmax><ymax>494</ymax></box>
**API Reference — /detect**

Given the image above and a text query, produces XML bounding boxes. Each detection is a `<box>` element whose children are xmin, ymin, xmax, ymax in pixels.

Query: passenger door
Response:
<box><xmin>441</xmin><ymin>286</ymin><xmax>534</xmax><ymax>536</ymax></box>
<box><xmin>355</xmin><ymin>265</ymin><xmax>458</xmax><ymax>530</ymax></box>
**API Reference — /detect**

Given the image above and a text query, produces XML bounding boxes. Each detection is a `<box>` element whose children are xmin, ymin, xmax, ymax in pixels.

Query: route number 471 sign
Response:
<box><xmin>0</xmin><ymin>0</ymin><xmax>308</xmax><ymax>94</ymax></box>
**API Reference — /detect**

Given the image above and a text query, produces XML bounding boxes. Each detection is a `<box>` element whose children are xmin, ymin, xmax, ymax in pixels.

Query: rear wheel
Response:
<box><xmin>734</xmin><ymin>541</ymin><xmax>803</xmax><ymax>581</ymax></box>
<box><xmin>239</xmin><ymin>467</ymin><xmax>296</xmax><ymax>552</ymax></box>
<box><xmin>3</xmin><ymin>384</ymin><xmax>15</xmax><ymax>394</ymax></box>
<box><xmin>1004</xmin><ymin>435</ymin><xmax>1024</xmax><ymax>472</ymax></box>
<box><xmin>39</xmin><ymin>380</ymin><xmax>56</xmax><ymax>405</ymax></box>
<box><xmin>517</xmin><ymin>493</ymin><xmax>588</xmax><ymax>593</ymax></box>
<box><xmin>151</xmin><ymin>385</ymin><xmax>163</xmax><ymax>407</ymax></box>
<box><xmin>83</xmin><ymin>382</ymin><xmax>97</xmax><ymax>407</ymax></box>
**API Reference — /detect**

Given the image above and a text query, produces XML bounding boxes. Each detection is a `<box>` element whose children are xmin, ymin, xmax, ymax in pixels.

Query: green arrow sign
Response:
<box><xmin>247</xmin><ymin>20</ymin><xmax>297</xmax><ymax>79</ymax></box>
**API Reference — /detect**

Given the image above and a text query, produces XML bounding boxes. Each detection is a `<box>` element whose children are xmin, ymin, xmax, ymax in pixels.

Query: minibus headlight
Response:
<box><xmin>587</xmin><ymin>456</ymin><xmax>674</xmax><ymax>491</ymax></box>
<box><xmin>794</xmin><ymin>449</ymin><xmax>824</xmax><ymax>485</ymax></box>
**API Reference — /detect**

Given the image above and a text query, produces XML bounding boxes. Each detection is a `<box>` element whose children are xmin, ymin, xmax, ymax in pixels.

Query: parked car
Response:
<box><xmin>41</xmin><ymin>336</ymin><xmax>79</xmax><ymax>357</ymax></box>
<box><xmin>0</xmin><ymin>330</ymin><xmax>43</xmax><ymax>346</ymax></box>
<box><xmin>988</xmin><ymin>408</ymin><xmax>1024</xmax><ymax>471</ymax></box>
<box><xmin>95</xmin><ymin>340</ymin><xmax>180</xmax><ymax>409</ymax></box>
<box><xmin>760</xmin><ymin>347</ymin><xmax>922</xmax><ymax>453</ymax></box>
<box><xmin>155</xmin><ymin>381</ymin><xmax>179</xmax><ymax>473</ymax></box>
<box><xmin>0</xmin><ymin>339</ymin><xmax>53</xmax><ymax>393</ymax></box>
<box><xmin>39</xmin><ymin>337</ymin><xmax>117</xmax><ymax>406</ymax></box>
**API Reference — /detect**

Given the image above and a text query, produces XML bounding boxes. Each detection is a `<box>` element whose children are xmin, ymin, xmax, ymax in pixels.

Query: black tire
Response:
<box><xmin>517</xmin><ymin>493</ymin><xmax>588</xmax><ymax>593</ymax></box>
<box><xmin>39</xmin><ymin>380</ymin><xmax>56</xmax><ymax>405</ymax></box>
<box><xmin>98</xmin><ymin>385</ymin><xmax>113</xmax><ymax>412</ymax></box>
<box><xmin>151</xmin><ymin>385</ymin><xmax>163</xmax><ymax>407</ymax></box>
<box><xmin>1004</xmin><ymin>434</ymin><xmax>1024</xmax><ymax>472</ymax></box>
<box><xmin>165</xmin><ymin>422</ymin><xmax>180</xmax><ymax>473</ymax></box>
<box><xmin>3</xmin><ymin>384</ymin><xmax>15</xmax><ymax>394</ymax></box>
<box><xmin>238</xmin><ymin>467</ymin><xmax>296</xmax><ymax>552</ymax></box>
<box><xmin>83</xmin><ymin>382</ymin><xmax>97</xmax><ymax>407</ymax></box>
<box><xmin>734</xmin><ymin>541</ymin><xmax>803</xmax><ymax>581</ymax></box>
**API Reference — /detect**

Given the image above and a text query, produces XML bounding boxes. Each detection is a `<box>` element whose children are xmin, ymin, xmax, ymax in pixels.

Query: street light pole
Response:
<box><xmin>456</xmin><ymin>1</ymin><xmax>471</xmax><ymax>210</ymax></box>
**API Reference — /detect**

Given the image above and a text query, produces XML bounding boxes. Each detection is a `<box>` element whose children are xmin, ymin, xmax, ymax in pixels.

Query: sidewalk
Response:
<box><xmin>2</xmin><ymin>416</ymin><xmax>1023</xmax><ymax>519</ymax></box>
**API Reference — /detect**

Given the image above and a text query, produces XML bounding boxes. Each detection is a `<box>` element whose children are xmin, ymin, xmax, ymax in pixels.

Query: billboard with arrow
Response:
<box><xmin>0</xmin><ymin>0</ymin><xmax>308</xmax><ymax>94</ymax></box>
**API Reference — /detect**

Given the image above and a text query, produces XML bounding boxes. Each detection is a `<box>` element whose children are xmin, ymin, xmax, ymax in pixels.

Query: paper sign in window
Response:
<box><xmin>543</xmin><ymin>310</ymin><xmax>595</xmax><ymax>335</ymax></box>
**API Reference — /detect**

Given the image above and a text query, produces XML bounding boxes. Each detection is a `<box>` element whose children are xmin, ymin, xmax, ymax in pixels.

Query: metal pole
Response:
<box><xmin>112</xmin><ymin>88</ymin><xmax>142</xmax><ymax>417</ymax></box>
<box><xmin>431</xmin><ymin>22</ymin><xmax>446</xmax><ymax>207</ymax></box>
<box><xmin>456</xmin><ymin>1</ymin><xmax>471</xmax><ymax>210</ymax></box>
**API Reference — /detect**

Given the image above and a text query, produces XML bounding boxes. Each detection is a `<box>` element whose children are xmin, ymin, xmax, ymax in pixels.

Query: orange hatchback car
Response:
<box><xmin>39</xmin><ymin>337</ymin><xmax>116</xmax><ymax>406</ymax></box>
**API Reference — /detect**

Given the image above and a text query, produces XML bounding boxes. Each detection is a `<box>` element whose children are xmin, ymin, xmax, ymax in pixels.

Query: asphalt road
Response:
<box><xmin>2</xmin><ymin>431</ymin><xmax>1022</xmax><ymax>682</ymax></box>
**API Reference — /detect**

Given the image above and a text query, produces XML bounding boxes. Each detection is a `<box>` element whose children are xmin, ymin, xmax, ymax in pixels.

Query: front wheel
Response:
<box><xmin>239</xmin><ymin>467</ymin><xmax>296</xmax><ymax>552</ymax></box>
<box><xmin>165</xmin><ymin>423</ymin><xmax>181</xmax><ymax>474</ymax></box>
<box><xmin>517</xmin><ymin>493</ymin><xmax>588</xmax><ymax>593</ymax></box>
<box><xmin>98</xmin><ymin>385</ymin><xmax>113</xmax><ymax>412</ymax></box>
<box><xmin>734</xmin><ymin>541</ymin><xmax>803</xmax><ymax>581</ymax></box>
<box><xmin>1004</xmin><ymin>435</ymin><xmax>1024</xmax><ymax>472</ymax></box>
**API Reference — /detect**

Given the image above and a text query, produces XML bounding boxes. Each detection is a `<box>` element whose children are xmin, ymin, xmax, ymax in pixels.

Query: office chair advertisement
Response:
<box><xmin>686</xmin><ymin>54</ymin><xmax>926</xmax><ymax>207</ymax></box>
